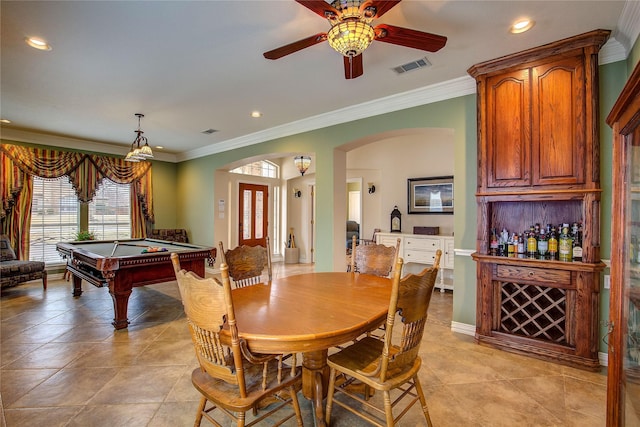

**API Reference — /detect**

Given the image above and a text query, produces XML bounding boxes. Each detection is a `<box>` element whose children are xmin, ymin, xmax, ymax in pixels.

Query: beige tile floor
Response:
<box><xmin>1</xmin><ymin>262</ymin><xmax>607</xmax><ymax>426</ymax></box>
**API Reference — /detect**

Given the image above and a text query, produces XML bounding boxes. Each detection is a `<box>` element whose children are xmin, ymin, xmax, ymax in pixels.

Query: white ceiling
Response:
<box><xmin>1</xmin><ymin>1</ymin><xmax>638</xmax><ymax>163</ymax></box>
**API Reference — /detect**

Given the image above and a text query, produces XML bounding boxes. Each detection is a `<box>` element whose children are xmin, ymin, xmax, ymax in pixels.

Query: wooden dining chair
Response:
<box><xmin>170</xmin><ymin>253</ymin><xmax>303</xmax><ymax>427</ymax></box>
<box><xmin>360</xmin><ymin>228</ymin><xmax>382</xmax><ymax>245</ymax></box>
<box><xmin>350</xmin><ymin>234</ymin><xmax>400</xmax><ymax>278</ymax></box>
<box><xmin>218</xmin><ymin>236</ymin><xmax>272</xmax><ymax>287</ymax></box>
<box><xmin>325</xmin><ymin>251</ymin><xmax>441</xmax><ymax>427</ymax></box>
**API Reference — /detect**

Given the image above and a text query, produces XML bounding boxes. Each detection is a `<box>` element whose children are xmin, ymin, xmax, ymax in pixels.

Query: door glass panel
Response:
<box><xmin>255</xmin><ymin>191</ymin><xmax>264</xmax><ymax>239</ymax></box>
<box><xmin>243</xmin><ymin>189</ymin><xmax>252</xmax><ymax>240</ymax></box>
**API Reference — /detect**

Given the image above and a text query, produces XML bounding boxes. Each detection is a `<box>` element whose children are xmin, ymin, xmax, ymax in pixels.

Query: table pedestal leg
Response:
<box><xmin>302</xmin><ymin>350</ymin><xmax>329</xmax><ymax>427</ymax></box>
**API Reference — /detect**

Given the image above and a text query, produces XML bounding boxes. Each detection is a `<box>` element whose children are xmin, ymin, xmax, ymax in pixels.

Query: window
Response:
<box><xmin>89</xmin><ymin>179</ymin><xmax>131</xmax><ymax>240</ymax></box>
<box><xmin>30</xmin><ymin>177</ymin><xmax>79</xmax><ymax>263</ymax></box>
<box><xmin>230</xmin><ymin>160</ymin><xmax>278</xmax><ymax>178</ymax></box>
<box><xmin>29</xmin><ymin>177</ymin><xmax>132</xmax><ymax>264</ymax></box>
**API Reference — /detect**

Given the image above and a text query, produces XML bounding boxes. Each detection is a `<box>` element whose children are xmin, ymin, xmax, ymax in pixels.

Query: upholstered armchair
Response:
<box><xmin>0</xmin><ymin>235</ymin><xmax>47</xmax><ymax>290</ymax></box>
<box><xmin>346</xmin><ymin>220</ymin><xmax>359</xmax><ymax>248</ymax></box>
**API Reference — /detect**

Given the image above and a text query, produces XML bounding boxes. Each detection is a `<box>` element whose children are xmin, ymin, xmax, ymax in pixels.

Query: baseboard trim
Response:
<box><xmin>451</xmin><ymin>321</ymin><xmax>475</xmax><ymax>336</ymax></box>
<box><xmin>449</xmin><ymin>322</ymin><xmax>609</xmax><ymax>367</ymax></box>
<box><xmin>599</xmin><ymin>351</ymin><xmax>608</xmax><ymax>367</ymax></box>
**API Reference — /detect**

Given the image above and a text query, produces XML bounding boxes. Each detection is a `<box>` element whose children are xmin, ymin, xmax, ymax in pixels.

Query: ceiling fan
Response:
<box><xmin>263</xmin><ymin>0</ymin><xmax>447</xmax><ymax>79</ymax></box>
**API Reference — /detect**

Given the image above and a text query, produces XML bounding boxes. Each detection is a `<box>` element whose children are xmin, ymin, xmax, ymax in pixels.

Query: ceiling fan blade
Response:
<box><xmin>263</xmin><ymin>33</ymin><xmax>328</xmax><ymax>60</ymax></box>
<box><xmin>295</xmin><ymin>0</ymin><xmax>340</xmax><ymax>19</ymax></box>
<box><xmin>364</xmin><ymin>1</ymin><xmax>402</xmax><ymax>19</ymax></box>
<box><xmin>343</xmin><ymin>54</ymin><xmax>364</xmax><ymax>79</ymax></box>
<box><xmin>374</xmin><ymin>24</ymin><xmax>447</xmax><ymax>52</ymax></box>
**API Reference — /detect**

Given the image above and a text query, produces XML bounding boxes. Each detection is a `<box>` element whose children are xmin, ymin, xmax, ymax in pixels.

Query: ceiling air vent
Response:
<box><xmin>393</xmin><ymin>57</ymin><xmax>432</xmax><ymax>74</ymax></box>
<box><xmin>201</xmin><ymin>128</ymin><xmax>218</xmax><ymax>135</ymax></box>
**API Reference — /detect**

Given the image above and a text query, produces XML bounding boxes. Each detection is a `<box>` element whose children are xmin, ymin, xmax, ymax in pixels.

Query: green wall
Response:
<box><xmin>149</xmin><ymin>160</ymin><xmax>179</xmax><ymax>229</ymax></box>
<box><xmin>629</xmin><ymin>35</ymin><xmax>640</xmax><ymax>74</ymax></box>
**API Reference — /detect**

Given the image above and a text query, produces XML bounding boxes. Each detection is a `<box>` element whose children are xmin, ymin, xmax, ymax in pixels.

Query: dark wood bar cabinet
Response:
<box><xmin>468</xmin><ymin>30</ymin><xmax>610</xmax><ymax>371</ymax></box>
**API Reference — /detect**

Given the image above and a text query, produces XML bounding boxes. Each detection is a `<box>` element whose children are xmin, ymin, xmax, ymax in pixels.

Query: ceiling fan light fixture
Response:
<box><xmin>327</xmin><ymin>20</ymin><xmax>375</xmax><ymax>57</ymax></box>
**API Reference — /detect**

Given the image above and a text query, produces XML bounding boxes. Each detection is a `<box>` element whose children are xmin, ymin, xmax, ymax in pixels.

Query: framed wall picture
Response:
<box><xmin>408</xmin><ymin>176</ymin><xmax>454</xmax><ymax>214</ymax></box>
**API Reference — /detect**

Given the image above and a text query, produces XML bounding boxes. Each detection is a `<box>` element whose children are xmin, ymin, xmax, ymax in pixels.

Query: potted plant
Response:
<box><xmin>74</xmin><ymin>230</ymin><xmax>96</xmax><ymax>241</ymax></box>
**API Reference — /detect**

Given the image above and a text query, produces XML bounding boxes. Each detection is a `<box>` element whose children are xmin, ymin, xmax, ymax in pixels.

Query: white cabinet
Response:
<box><xmin>376</xmin><ymin>232</ymin><xmax>454</xmax><ymax>291</ymax></box>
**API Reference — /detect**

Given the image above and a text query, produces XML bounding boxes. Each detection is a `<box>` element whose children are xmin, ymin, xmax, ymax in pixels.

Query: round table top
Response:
<box><xmin>231</xmin><ymin>272</ymin><xmax>392</xmax><ymax>354</ymax></box>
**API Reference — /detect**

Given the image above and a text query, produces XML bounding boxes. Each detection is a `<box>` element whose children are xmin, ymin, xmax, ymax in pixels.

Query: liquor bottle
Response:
<box><xmin>558</xmin><ymin>224</ymin><xmax>573</xmax><ymax>262</ymax></box>
<box><xmin>548</xmin><ymin>227</ymin><xmax>558</xmax><ymax>260</ymax></box>
<box><xmin>498</xmin><ymin>234</ymin><xmax>506</xmax><ymax>257</ymax></box>
<box><xmin>572</xmin><ymin>226</ymin><xmax>583</xmax><ymax>262</ymax></box>
<box><xmin>527</xmin><ymin>226</ymin><xmax>537</xmax><ymax>257</ymax></box>
<box><xmin>490</xmin><ymin>228</ymin><xmax>499</xmax><ymax>256</ymax></box>
<box><xmin>537</xmin><ymin>228</ymin><xmax>548</xmax><ymax>258</ymax></box>
<box><xmin>517</xmin><ymin>233</ymin><xmax>525</xmax><ymax>255</ymax></box>
<box><xmin>508</xmin><ymin>233</ymin><xmax>517</xmax><ymax>256</ymax></box>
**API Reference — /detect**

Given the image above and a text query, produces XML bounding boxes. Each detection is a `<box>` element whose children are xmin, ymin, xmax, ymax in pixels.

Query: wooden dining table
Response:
<box><xmin>230</xmin><ymin>271</ymin><xmax>392</xmax><ymax>427</ymax></box>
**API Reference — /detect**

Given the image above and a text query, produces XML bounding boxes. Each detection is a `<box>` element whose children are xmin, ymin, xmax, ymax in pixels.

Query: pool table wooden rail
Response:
<box><xmin>56</xmin><ymin>239</ymin><xmax>215</xmax><ymax>329</ymax></box>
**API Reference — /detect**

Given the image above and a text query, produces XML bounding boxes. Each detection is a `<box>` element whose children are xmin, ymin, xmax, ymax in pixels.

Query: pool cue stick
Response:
<box><xmin>110</xmin><ymin>241</ymin><xmax>119</xmax><ymax>257</ymax></box>
<box><xmin>118</xmin><ymin>242</ymin><xmax>157</xmax><ymax>248</ymax></box>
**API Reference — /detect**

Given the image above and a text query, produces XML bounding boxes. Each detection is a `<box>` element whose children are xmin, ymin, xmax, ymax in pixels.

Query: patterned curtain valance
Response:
<box><xmin>1</xmin><ymin>143</ymin><xmax>153</xmax><ymax>219</ymax></box>
<box><xmin>1</xmin><ymin>142</ymin><xmax>154</xmax><ymax>258</ymax></box>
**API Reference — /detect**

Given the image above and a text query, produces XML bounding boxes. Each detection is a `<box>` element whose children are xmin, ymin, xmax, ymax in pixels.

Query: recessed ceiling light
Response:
<box><xmin>155</xmin><ymin>146</ymin><xmax>164</xmax><ymax>150</ymax></box>
<box><xmin>0</xmin><ymin>119</ymin><xmax>11</xmax><ymax>124</ymax></box>
<box><xmin>25</xmin><ymin>37</ymin><xmax>52</xmax><ymax>51</ymax></box>
<box><xmin>510</xmin><ymin>18</ymin><xmax>535</xmax><ymax>34</ymax></box>
<box><xmin>251</xmin><ymin>111</ymin><xmax>263</xmax><ymax>118</ymax></box>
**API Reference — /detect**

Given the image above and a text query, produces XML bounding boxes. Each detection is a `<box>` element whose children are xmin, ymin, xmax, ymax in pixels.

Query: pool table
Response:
<box><xmin>56</xmin><ymin>238</ymin><xmax>215</xmax><ymax>329</ymax></box>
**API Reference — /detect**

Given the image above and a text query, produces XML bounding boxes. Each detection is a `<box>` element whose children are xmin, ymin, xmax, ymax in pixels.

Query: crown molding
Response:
<box><xmin>0</xmin><ymin>127</ymin><xmax>177</xmax><ymax>162</ymax></box>
<box><xmin>612</xmin><ymin>0</ymin><xmax>640</xmax><ymax>56</ymax></box>
<box><xmin>600</xmin><ymin>36</ymin><xmax>628</xmax><ymax>64</ymax></box>
<box><xmin>177</xmin><ymin>76</ymin><xmax>477</xmax><ymax>162</ymax></box>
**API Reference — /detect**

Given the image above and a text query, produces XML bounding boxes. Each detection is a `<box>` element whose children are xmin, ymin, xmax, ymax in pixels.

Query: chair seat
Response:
<box><xmin>328</xmin><ymin>337</ymin><xmax>420</xmax><ymax>390</ymax></box>
<box><xmin>0</xmin><ymin>260</ymin><xmax>47</xmax><ymax>289</ymax></box>
<box><xmin>192</xmin><ymin>354</ymin><xmax>301</xmax><ymax>412</ymax></box>
<box><xmin>0</xmin><ymin>260</ymin><xmax>45</xmax><ymax>275</ymax></box>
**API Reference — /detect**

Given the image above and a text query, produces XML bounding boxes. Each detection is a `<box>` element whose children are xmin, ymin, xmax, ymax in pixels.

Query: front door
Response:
<box><xmin>238</xmin><ymin>183</ymin><xmax>268</xmax><ymax>247</ymax></box>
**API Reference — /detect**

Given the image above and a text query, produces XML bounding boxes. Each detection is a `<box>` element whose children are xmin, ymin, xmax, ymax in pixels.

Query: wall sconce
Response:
<box><xmin>294</xmin><ymin>156</ymin><xmax>311</xmax><ymax>176</ymax></box>
<box><xmin>368</xmin><ymin>182</ymin><xmax>376</xmax><ymax>194</ymax></box>
<box><xmin>293</xmin><ymin>188</ymin><xmax>302</xmax><ymax>198</ymax></box>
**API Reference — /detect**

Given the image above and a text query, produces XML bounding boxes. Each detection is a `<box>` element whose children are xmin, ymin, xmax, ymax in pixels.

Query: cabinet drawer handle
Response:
<box><xmin>528</xmin><ymin>271</ymin><xmax>534</xmax><ymax>277</ymax></box>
